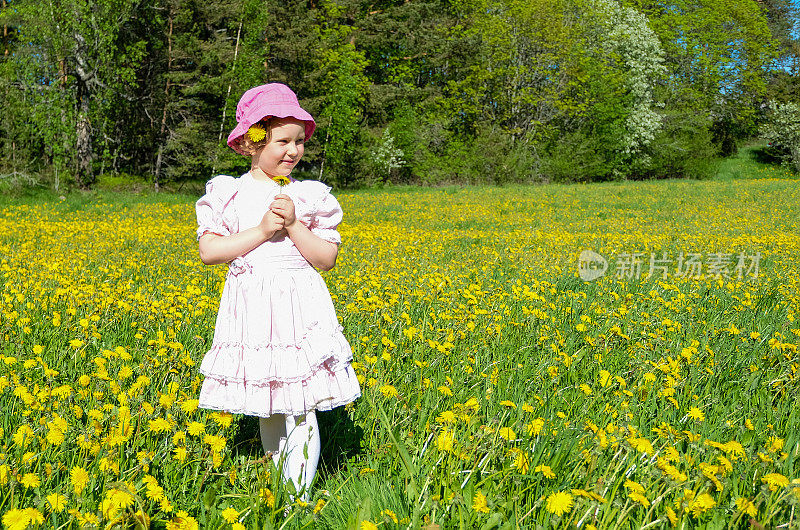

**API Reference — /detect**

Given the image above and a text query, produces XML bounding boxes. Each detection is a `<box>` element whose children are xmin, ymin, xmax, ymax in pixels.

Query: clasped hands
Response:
<box><xmin>259</xmin><ymin>194</ymin><xmax>296</xmax><ymax>239</ymax></box>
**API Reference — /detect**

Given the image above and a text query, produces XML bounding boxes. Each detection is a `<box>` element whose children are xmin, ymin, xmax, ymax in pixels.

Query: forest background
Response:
<box><xmin>0</xmin><ymin>0</ymin><xmax>798</xmax><ymax>191</ymax></box>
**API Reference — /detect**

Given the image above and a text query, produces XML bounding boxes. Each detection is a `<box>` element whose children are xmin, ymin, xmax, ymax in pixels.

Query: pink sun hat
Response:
<box><xmin>227</xmin><ymin>83</ymin><xmax>316</xmax><ymax>154</ymax></box>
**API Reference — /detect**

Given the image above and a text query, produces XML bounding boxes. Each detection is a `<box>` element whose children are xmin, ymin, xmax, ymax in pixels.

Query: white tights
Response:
<box><xmin>259</xmin><ymin>411</ymin><xmax>321</xmax><ymax>499</ymax></box>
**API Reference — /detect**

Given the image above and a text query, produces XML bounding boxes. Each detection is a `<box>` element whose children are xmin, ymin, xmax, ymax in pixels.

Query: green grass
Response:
<box><xmin>0</xmin><ymin>169</ymin><xmax>798</xmax><ymax>528</ymax></box>
<box><xmin>715</xmin><ymin>142</ymin><xmax>798</xmax><ymax>181</ymax></box>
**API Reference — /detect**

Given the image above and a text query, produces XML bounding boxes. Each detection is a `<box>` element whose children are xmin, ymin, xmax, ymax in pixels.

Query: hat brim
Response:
<box><xmin>227</xmin><ymin>105</ymin><xmax>316</xmax><ymax>155</ymax></box>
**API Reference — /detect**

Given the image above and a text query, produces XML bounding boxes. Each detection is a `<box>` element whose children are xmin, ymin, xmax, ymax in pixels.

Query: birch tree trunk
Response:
<box><xmin>75</xmin><ymin>84</ymin><xmax>92</xmax><ymax>188</ymax></box>
<box><xmin>154</xmin><ymin>9</ymin><xmax>175</xmax><ymax>192</ymax></box>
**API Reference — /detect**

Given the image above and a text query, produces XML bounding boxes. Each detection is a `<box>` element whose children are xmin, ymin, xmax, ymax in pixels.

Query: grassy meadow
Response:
<box><xmin>0</xmin><ymin>171</ymin><xmax>799</xmax><ymax>529</ymax></box>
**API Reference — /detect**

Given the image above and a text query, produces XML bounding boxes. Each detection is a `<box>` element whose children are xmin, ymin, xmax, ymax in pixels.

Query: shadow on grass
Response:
<box><xmin>318</xmin><ymin>407</ymin><xmax>364</xmax><ymax>479</ymax></box>
<box><xmin>230</xmin><ymin>415</ymin><xmax>262</xmax><ymax>459</ymax></box>
<box><xmin>228</xmin><ymin>408</ymin><xmax>364</xmax><ymax>474</ymax></box>
<box><xmin>751</xmin><ymin>145</ymin><xmax>785</xmax><ymax>165</ymax></box>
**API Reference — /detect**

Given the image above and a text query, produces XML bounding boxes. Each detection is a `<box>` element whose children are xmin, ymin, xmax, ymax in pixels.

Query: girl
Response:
<box><xmin>195</xmin><ymin>83</ymin><xmax>361</xmax><ymax>500</ymax></box>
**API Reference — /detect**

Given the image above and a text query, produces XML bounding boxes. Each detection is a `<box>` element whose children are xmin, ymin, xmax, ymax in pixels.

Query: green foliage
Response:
<box><xmin>386</xmin><ymin>100</ymin><xmax>418</xmax><ymax>183</ymax></box>
<box><xmin>0</xmin><ymin>0</ymin><xmax>794</xmax><ymax>186</ymax></box>
<box><xmin>318</xmin><ymin>44</ymin><xmax>369</xmax><ymax>188</ymax></box>
<box><xmin>0</xmin><ymin>0</ymin><xmax>150</xmax><ymax>187</ymax></box>
<box><xmin>643</xmin><ymin>108</ymin><xmax>720</xmax><ymax>180</ymax></box>
<box><xmin>626</xmin><ymin>0</ymin><xmax>779</xmax><ymax>143</ymax></box>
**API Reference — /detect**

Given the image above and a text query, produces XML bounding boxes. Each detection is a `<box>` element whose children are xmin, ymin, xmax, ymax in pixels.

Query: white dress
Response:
<box><xmin>195</xmin><ymin>172</ymin><xmax>361</xmax><ymax>417</ymax></box>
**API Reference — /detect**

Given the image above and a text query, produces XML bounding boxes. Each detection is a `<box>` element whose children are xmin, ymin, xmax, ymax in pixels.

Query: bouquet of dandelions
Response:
<box><xmin>248</xmin><ymin>124</ymin><xmax>290</xmax><ymax>190</ymax></box>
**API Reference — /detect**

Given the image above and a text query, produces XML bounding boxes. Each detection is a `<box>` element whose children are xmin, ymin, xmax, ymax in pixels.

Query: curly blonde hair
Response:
<box><xmin>235</xmin><ymin>117</ymin><xmax>277</xmax><ymax>156</ymax></box>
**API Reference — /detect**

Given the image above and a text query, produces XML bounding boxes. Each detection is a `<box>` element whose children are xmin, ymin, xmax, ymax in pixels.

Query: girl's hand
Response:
<box><xmin>259</xmin><ymin>209</ymin><xmax>285</xmax><ymax>239</ymax></box>
<box><xmin>270</xmin><ymin>194</ymin><xmax>296</xmax><ymax>227</ymax></box>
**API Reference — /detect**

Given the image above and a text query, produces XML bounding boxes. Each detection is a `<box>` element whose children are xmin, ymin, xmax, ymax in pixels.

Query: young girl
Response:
<box><xmin>195</xmin><ymin>83</ymin><xmax>361</xmax><ymax>499</ymax></box>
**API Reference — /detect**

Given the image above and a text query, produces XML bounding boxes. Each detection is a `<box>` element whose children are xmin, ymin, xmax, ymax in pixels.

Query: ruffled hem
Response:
<box><xmin>199</xmin><ymin>364</ymin><xmax>361</xmax><ymax>417</ymax></box>
<box><xmin>200</xmin><ymin>321</ymin><xmax>352</xmax><ymax>383</ymax></box>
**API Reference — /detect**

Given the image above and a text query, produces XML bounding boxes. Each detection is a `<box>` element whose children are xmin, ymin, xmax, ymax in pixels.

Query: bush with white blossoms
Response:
<box><xmin>761</xmin><ymin>101</ymin><xmax>800</xmax><ymax>172</ymax></box>
<box><xmin>590</xmin><ymin>0</ymin><xmax>666</xmax><ymax>158</ymax></box>
<box><xmin>371</xmin><ymin>129</ymin><xmax>406</xmax><ymax>180</ymax></box>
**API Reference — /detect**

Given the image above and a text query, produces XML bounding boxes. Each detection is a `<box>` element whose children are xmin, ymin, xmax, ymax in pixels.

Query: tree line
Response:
<box><xmin>0</xmin><ymin>0</ymin><xmax>797</xmax><ymax>190</ymax></box>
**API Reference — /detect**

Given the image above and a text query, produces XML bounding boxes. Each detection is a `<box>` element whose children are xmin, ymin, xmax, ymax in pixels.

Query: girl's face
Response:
<box><xmin>251</xmin><ymin>117</ymin><xmax>306</xmax><ymax>179</ymax></box>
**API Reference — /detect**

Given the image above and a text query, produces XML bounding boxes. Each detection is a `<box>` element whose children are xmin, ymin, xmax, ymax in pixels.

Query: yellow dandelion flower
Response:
<box><xmin>472</xmin><ymin>491</ymin><xmax>490</xmax><ymax>513</ymax></box>
<box><xmin>545</xmin><ymin>491</ymin><xmax>573</xmax><ymax>516</ymax></box>
<box><xmin>628</xmin><ymin>491</ymin><xmax>650</xmax><ymax>507</ymax></box>
<box><xmin>211</xmin><ymin>412</ymin><xmax>234</xmax><ymax>427</ymax></box>
<box><xmin>687</xmin><ymin>492</ymin><xmax>716</xmax><ymax>517</ymax></box>
<box><xmin>497</xmin><ymin>427</ymin><xmax>516</xmax><ymax>441</ymax></box>
<box><xmin>2</xmin><ymin>508</ymin><xmax>42</xmax><ymax>530</ymax></box>
<box><xmin>21</xmin><ymin>473</ymin><xmax>40</xmax><ymax>488</ymax></box>
<box><xmin>722</xmin><ymin>440</ymin><xmax>745</xmax><ymax>460</ymax></box>
<box><xmin>360</xmin><ymin>521</ymin><xmax>378</xmax><ymax>530</ymax></box>
<box><xmin>628</xmin><ymin>436</ymin><xmax>654</xmax><ymax>455</ymax></box>
<box><xmin>167</xmin><ymin>511</ymin><xmax>199</xmax><ymax>530</ymax></box>
<box><xmin>247</xmin><ymin>124</ymin><xmax>267</xmax><ymax>143</ymax></box>
<box><xmin>437</xmin><ymin>429</ymin><xmax>455</xmax><ymax>452</ymax></box>
<box><xmin>379</xmin><ymin>384</ymin><xmax>398</xmax><ymax>398</ymax></box>
<box><xmin>173</xmin><ymin>447</ymin><xmax>188</xmax><ymax>462</ymax></box>
<box><xmin>149</xmin><ymin>417</ymin><xmax>171</xmax><ymax>433</ymax></box>
<box><xmin>71</xmin><ymin>466</ymin><xmax>90</xmax><ymax>495</ymax></box>
<box><xmin>571</xmin><ymin>489</ymin><xmax>606</xmax><ymax>503</ymax></box>
<box><xmin>271</xmin><ymin>175</ymin><xmax>291</xmax><ymax>186</ymax></box>
<box><xmin>180</xmin><ymin>399</ymin><xmax>199</xmax><ymax>414</ymax></box>
<box><xmin>512</xmin><ymin>450</ymin><xmax>530</xmax><ymax>473</ymax></box>
<box><xmin>665</xmin><ymin>507</ymin><xmax>678</xmax><ymax>526</ymax></box>
<box><xmin>735</xmin><ymin>497</ymin><xmax>757</xmax><ymax>517</ymax></box>
<box><xmin>3</xmin><ymin>509</ymin><xmax>29</xmax><ymax>530</ymax></box>
<box><xmin>527</xmin><ymin>417</ymin><xmax>545</xmax><ymax>436</ymax></box>
<box><xmin>535</xmin><ymin>464</ymin><xmax>555</xmax><ymax>479</ymax></box>
<box><xmin>147</xmin><ymin>483</ymin><xmax>165</xmax><ymax>502</ymax></box>
<box><xmin>46</xmin><ymin>427</ymin><xmax>65</xmax><ymax>446</ymax></box>
<box><xmin>187</xmin><ymin>422</ymin><xmax>205</xmax><ymax>436</ymax></box>
<box><xmin>109</xmin><ymin>488</ymin><xmax>134</xmax><ymax>509</ymax></box>
<box><xmin>436</xmin><ymin>410</ymin><xmax>456</xmax><ymax>423</ymax></box>
<box><xmin>762</xmin><ymin>472</ymin><xmax>789</xmax><ymax>492</ymax></box>
<box><xmin>25</xmin><ymin>509</ymin><xmax>43</xmax><ymax>526</ymax></box>
<box><xmin>687</xmin><ymin>407</ymin><xmax>705</xmax><ymax>421</ymax></box>
<box><xmin>624</xmin><ymin>479</ymin><xmax>645</xmax><ymax>494</ymax></box>
<box><xmin>260</xmin><ymin>488</ymin><xmax>276</xmax><ymax>508</ymax></box>
<box><xmin>203</xmin><ymin>434</ymin><xmax>226</xmax><ymax>452</ymax></box>
<box><xmin>46</xmin><ymin>493</ymin><xmax>67</xmax><ymax>513</ymax></box>
<box><xmin>767</xmin><ymin>436</ymin><xmax>784</xmax><ymax>452</ymax></box>
<box><xmin>12</xmin><ymin>425</ymin><xmax>34</xmax><ymax>447</ymax></box>
<box><xmin>220</xmin><ymin>507</ymin><xmax>239</xmax><ymax>524</ymax></box>
<box><xmin>437</xmin><ymin>385</ymin><xmax>453</xmax><ymax>396</ymax></box>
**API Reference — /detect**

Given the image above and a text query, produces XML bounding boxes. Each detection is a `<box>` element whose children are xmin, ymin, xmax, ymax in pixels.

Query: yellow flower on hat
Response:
<box><xmin>247</xmin><ymin>124</ymin><xmax>267</xmax><ymax>142</ymax></box>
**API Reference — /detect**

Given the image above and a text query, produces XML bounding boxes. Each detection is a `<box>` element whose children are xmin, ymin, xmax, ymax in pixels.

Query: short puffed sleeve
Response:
<box><xmin>310</xmin><ymin>192</ymin><xmax>344</xmax><ymax>244</ymax></box>
<box><xmin>294</xmin><ymin>180</ymin><xmax>344</xmax><ymax>244</ymax></box>
<box><xmin>195</xmin><ymin>175</ymin><xmax>239</xmax><ymax>240</ymax></box>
